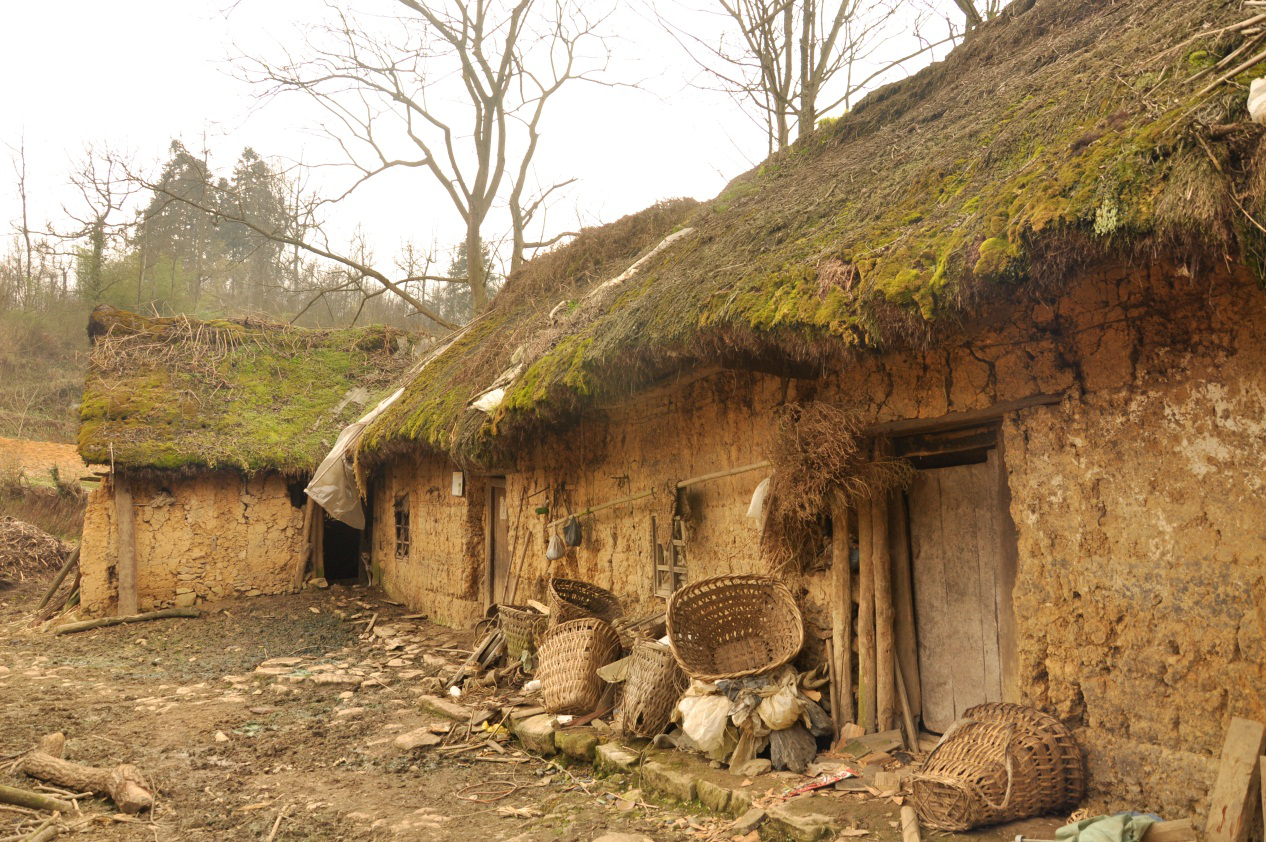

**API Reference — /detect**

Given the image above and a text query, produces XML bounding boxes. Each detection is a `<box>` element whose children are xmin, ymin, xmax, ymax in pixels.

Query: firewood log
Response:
<box><xmin>17</xmin><ymin>733</ymin><xmax>152</xmax><ymax>814</ymax></box>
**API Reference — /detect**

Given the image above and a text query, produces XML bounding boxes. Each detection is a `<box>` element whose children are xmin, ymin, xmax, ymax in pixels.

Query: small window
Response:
<box><xmin>394</xmin><ymin>495</ymin><xmax>411</xmax><ymax>558</ymax></box>
<box><xmin>653</xmin><ymin>516</ymin><xmax>687</xmax><ymax>597</ymax></box>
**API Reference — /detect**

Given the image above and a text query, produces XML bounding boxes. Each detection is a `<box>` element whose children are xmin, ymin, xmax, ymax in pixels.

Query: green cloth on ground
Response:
<box><xmin>1056</xmin><ymin>814</ymin><xmax>1157</xmax><ymax>842</ymax></box>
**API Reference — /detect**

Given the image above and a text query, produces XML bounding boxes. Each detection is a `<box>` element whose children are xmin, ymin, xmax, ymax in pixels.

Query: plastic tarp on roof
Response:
<box><xmin>305</xmin><ymin>387</ymin><xmax>403</xmax><ymax>529</ymax></box>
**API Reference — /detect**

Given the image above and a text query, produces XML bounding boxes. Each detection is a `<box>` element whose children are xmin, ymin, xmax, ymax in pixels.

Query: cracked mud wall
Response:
<box><xmin>81</xmin><ymin>471</ymin><xmax>306</xmax><ymax>615</ymax></box>
<box><xmin>372</xmin><ymin>455</ymin><xmax>486</xmax><ymax>626</ymax></box>
<box><xmin>375</xmin><ymin>260</ymin><xmax>1266</xmax><ymax>813</ymax></box>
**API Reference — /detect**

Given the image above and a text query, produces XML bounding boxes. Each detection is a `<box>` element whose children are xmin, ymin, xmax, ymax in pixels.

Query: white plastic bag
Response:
<box><xmin>678</xmin><ymin>693</ymin><xmax>732</xmax><ymax>755</ymax></box>
<box><xmin>757</xmin><ymin>682</ymin><xmax>805</xmax><ymax>731</ymax></box>
<box><xmin>545</xmin><ymin>533</ymin><xmax>566</xmax><ymax>560</ymax></box>
<box><xmin>746</xmin><ymin>477</ymin><xmax>771</xmax><ymax>525</ymax></box>
<box><xmin>1250</xmin><ymin>78</ymin><xmax>1266</xmax><ymax>125</ymax></box>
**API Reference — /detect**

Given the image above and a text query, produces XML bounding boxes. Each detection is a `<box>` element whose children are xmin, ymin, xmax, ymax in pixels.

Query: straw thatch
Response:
<box><xmin>80</xmin><ymin>306</ymin><xmax>414</xmax><ymax>474</ymax></box>
<box><xmin>352</xmin><ymin>0</ymin><xmax>1265</xmax><ymax>467</ymax></box>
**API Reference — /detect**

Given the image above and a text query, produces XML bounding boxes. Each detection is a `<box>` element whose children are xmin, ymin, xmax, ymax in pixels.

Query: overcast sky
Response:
<box><xmin>0</xmin><ymin>0</ymin><xmax>962</xmax><ymax>274</ymax></box>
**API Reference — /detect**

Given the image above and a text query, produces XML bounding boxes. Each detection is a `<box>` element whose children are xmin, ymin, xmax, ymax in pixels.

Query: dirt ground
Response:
<box><xmin>0</xmin><ymin>436</ymin><xmax>90</xmax><ymax>484</ymax></box>
<box><xmin>0</xmin><ymin>576</ymin><xmax>725</xmax><ymax>841</ymax></box>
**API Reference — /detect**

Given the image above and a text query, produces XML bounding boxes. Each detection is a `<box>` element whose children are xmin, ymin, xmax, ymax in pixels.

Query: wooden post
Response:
<box><xmin>890</xmin><ymin>490</ymin><xmax>922</xmax><ymax>720</ymax></box>
<box><xmin>873</xmin><ymin>491</ymin><xmax>895</xmax><ymax>733</ymax></box>
<box><xmin>114</xmin><ymin>475</ymin><xmax>138</xmax><ymax>617</ymax></box>
<box><xmin>857</xmin><ymin>496</ymin><xmax>876</xmax><ymax>734</ymax></box>
<box><xmin>830</xmin><ymin>493</ymin><xmax>854</xmax><ymax>727</ymax></box>
<box><xmin>313</xmin><ymin>507</ymin><xmax>325</xmax><ymax>581</ymax></box>
<box><xmin>1207</xmin><ymin>717</ymin><xmax>1266</xmax><ymax>842</ymax></box>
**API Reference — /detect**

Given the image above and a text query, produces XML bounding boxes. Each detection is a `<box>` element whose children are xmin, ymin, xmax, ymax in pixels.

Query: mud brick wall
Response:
<box><xmin>372</xmin><ymin>455</ymin><xmax>485</xmax><ymax>626</ymax></box>
<box><xmin>80</xmin><ymin>471</ymin><xmax>306</xmax><ymax>615</ymax></box>
<box><xmin>375</xmin><ymin>260</ymin><xmax>1266</xmax><ymax>813</ymax></box>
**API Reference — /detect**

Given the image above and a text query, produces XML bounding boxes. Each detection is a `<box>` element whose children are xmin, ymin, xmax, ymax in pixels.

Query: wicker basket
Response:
<box><xmin>911</xmin><ymin>703</ymin><xmax>1084</xmax><ymax>831</ymax></box>
<box><xmin>548</xmin><ymin>578</ymin><xmax>624</xmax><ymax>626</ymax></box>
<box><xmin>497</xmin><ymin>604</ymin><xmax>548</xmax><ymax>660</ymax></box>
<box><xmin>666</xmin><ymin>574</ymin><xmax>804</xmax><ymax>681</ymax></box>
<box><xmin>621</xmin><ymin>639</ymin><xmax>689</xmax><ymax>738</ymax></box>
<box><xmin>537</xmin><ymin>617</ymin><xmax>622</xmax><ymax>715</ymax></box>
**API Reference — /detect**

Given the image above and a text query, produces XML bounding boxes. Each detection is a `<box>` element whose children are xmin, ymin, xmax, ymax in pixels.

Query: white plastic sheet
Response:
<box><xmin>305</xmin><ymin>387</ymin><xmax>403</xmax><ymax>529</ymax></box>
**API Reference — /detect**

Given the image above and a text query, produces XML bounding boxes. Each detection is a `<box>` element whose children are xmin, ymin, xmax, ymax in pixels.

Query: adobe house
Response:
<box><xmin>342</xmin><ymin>0</ymin><xmax>1266</xmax><ymax>814</ymax></box>
<box><xmin>77</xmin><ymin>306</ymin><xmax>411</xmax><ymax>615</ymax></box>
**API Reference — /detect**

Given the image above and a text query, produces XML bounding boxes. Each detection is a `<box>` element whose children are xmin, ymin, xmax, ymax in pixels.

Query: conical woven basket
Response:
<box><xmin>537</xmin><ymin>617</ymin><xmax>622</xmax><ymax>714</ymax></box>
<box><xmin>666</xmin><ymin>574</ymin><xmax>803</xmax><ymax>681</ymax></box>
<box><xmin>548</xmin><ymin>578</ymin><xmax>624</xmax><ymax>626</ymax></box>
<box><xmin>621</xmin><ymin>639</ymin><xmax>689</xmax><ymax>738</ymax></box>
<box><xmin>911</xmin><ymin>703</ymin><xmax>1084</xmax><ymax>831</ymax></box>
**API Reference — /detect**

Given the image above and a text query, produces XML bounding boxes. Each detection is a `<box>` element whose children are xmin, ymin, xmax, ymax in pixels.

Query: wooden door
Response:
<box><xmin>489</xmin><ymin>479</ymin><xmax>509</xmax><ymax>606</ymax></box>
<box><xmin>907</xmin><ymin>448</ymin><xmax>1010</xmax><ymax>732</ymax></box>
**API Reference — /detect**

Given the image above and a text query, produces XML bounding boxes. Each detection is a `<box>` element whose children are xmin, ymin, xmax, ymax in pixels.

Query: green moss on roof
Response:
<box><xmin>80</xmin><ymin>307</ymin><xmax>414</xmax><ymax>474</ymax></box>
<box><xmin>362</xmin><ymin>0</ymin><xmax>1266</xmax><ymax>467</ymax></box>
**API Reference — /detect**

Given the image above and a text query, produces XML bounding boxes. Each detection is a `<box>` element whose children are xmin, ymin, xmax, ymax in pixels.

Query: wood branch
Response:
<box><xmin>36</xmin><ymin>547</ymin><xmax>80</xmax><ymax>612</ymax></box>
<box><xmin>900</xmin><ymin>805</ymin><xmax>921</xmax><ymax>842</ymax></box>
<box><xmin>26</xmin><ymin>822</ymin><xmax>61</xmax><ymax>842</ymax></box>
<box><xmin>857</xmin><ymin>496</ymin><xmax>876</xmax><ymax>734</ymax></box>
<box><xmin>114</xmin><ymin>477</ymin><xmax>138</xmax><ymax>617</ymax></box>
<box><xmin>873</xmin><ymin>489</ymin><xmax>895</xmax><ymax>733</ymax></box>
<box><xmin>0</xmin><ymin>785</ymin><xmax>73</xmax><ymax>815</ymax></box>
<box><xmin>17</xmin><ymin>735</ymin><xmax>152</xmax><ymax>814</ymax></box>
<box><xmin>52</xmin><ymin>607</ymin><xmax>201</xmax><ymax>636</ymax></box>
<box><xmin>830</xmin><ymin>493</ymin><xmax>854</xmax><ymax>726</ymax></box>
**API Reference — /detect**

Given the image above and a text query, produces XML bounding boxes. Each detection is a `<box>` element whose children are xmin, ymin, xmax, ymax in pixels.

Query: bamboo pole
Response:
<box><xmin>890</xmin><ymin>490</ymin><xmax>922</xmax><ymax>719</ymax></box>
<box><xmin>830</xmin><ymin>493</ymin><xmax>854</xmax><ymax>727</ymax></box>
<box><xmin>53</xmin><ymin>607</ymin><xmax>200</xmax><ymax>635</ymax></box>
<box><xmin>36</xmin><ymin>547</ymin><xmax>80</xmax><ymax>611</ymax></box>
<box><xmin>114</xmin><ymin>476</ymin><xmax>138</xmax><ymax>617</ymax></box>
<box><xmin>873</xmin><ymin>490</ymin><xmax>895</xmax><ymax>733</ymax></box>
<box><xmin>857</xmin><ymin>496</ymin><xmax>876</xmax><ymax>734</ymax></box>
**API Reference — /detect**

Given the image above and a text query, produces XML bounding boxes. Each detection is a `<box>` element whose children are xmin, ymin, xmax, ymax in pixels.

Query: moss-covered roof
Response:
<box><xmin>360</xmin><ymin>0</ymin><xmax>1266</xmax><ymax>466</ymax></box>
<box><xmin>80</xmin><ymin>306</ymin><xmax>414</xmax><ymax>474</ymax></box>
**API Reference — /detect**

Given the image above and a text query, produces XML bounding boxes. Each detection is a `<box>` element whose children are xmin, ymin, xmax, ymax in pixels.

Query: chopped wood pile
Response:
<box><xmin>0</xmin><ymin>518</ymin><xmax>69</xmax><ymax>587</ymax></box>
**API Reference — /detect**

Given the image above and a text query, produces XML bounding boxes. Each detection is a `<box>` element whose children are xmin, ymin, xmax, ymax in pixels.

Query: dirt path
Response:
<box><xmin>0</xmin><ymin>579</ymin><xmax>715</xmax><ymax>841</ymax></box>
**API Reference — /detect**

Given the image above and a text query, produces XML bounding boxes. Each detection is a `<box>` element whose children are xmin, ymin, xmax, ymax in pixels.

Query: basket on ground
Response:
<box><xmin>497</xmin><ymin>604</ymin><xmax>548</xmax><ymax>660</ymax></box>
<box><xmin>621</xmin><ymin>638</ymin><xmax>689</xmax><ymax>737</ymax></box>
<box><xmin>666</xmin><ymin>574</ymin><xmax>803</xmax><ymax>681</ymax></box>
<box><xmin>548</xmin><ymin>578</ymin><xmax>624</xmax><ymax>626</ymax></box>
<box><xmin>537</xmin><ymin>617</ymin><xmax>622</xmax><ymax>714</ymax></box>
<box><xmin>911</xmin><ymin>703</ymin><xmax>1084</xmax><ymax>831</ymax></box>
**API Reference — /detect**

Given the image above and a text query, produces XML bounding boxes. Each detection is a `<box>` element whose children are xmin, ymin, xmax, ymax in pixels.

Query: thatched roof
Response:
<box><xmin>361</xmin><ymin>0</ymin><xmax>1265</xmax><ymax>466</ymax></box>
<box><xmin>80</xmin><ymin>306</ymin><xmax>414</xmax><ymax>475</ymax></box>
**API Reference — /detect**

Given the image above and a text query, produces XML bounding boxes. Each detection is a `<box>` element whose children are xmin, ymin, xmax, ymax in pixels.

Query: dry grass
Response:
<box><xmin>0</xmin><ymin>455</ymin><xmax>86</xmax><ymax>544</ymax></box>
<box><xmin>761</xmin><ymin>402</ymin><xmax>912</xmax><ymax>572</ymax></box>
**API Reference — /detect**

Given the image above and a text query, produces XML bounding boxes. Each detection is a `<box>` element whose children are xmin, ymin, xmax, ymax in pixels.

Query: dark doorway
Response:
<box><xmin>322</xmin><ymin>512</ymin><xmax>362</xmax><ymax>582</ymax></box>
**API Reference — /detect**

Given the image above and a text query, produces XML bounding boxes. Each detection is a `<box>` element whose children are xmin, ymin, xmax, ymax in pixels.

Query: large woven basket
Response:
<box><xmin>497</xmin><ymin>604</ymin><xmax>548</xmax><ymax>660</ymax></box>
<box><xmin>537</xmin><ymin>617</ymin><xmax>622</xmax><ymax>715</ymax></box>
<box><xmin>621</xmin><ymin>639</ymin><xmax>689</xmax><ymax>738</ymax></box>
<box><xmin>548</xmin><ymin>578</ymin><xmax>624</xmax><ymax>627</ymax></box>
<box><xmin>666</xmin><ymin>574</ymin><xmax>804</xmax><ymax>681</ymax></box>
<box><xmin>911</xmin><ymin>703</ymin><xmax>1084</xmax><ymax>831</ymax></box>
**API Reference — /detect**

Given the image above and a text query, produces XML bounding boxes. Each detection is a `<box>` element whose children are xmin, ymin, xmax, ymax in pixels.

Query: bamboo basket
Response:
<box><xmin>548</xmin><ymin>578</ymin><xmax>624</xmax><ymax>626</ymax></box>
<box><xmin>621</xmin><ymin>639</ymin><xmax>689</xmax><ymax>738</ymax></box>
<box><xmin>666</xmin><ymin>574</ymin><xmax>804</xmax><ymax>681</ymax></box>
<box><xmin>911</xmin><ymin>704</ymin><xmax>1084</xmax><ymax>831</ymax></box>
<box><xmin>497</xmin><ymin>604</ymin><xmax>548</xmax><ymax>660</ymax></box>
<box><xmin>537</xmin><ymin>617</ymin><xmax>622</xmax><ymax>715</ymax></box>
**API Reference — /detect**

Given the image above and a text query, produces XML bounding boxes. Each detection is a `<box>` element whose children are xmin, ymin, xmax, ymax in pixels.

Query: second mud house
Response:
<box><xmin>77</xmin><ymin>306</ymin><xmax>412</xmax><ymax>615</ymax></box>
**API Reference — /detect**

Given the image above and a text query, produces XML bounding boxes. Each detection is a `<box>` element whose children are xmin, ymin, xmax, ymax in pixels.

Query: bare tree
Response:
<box><xmin>658</xmin><ymin>0</ymin><xmax>958</xmax><ymax>153</ymax></box>
<box><xmin>56</xmin><ymin>146</ymin><xmax>138</xmax><ymax>303</ymax></box>
<box><xmin>954</xmin><ymin>0</ymin><xmax>1003</xmax><ymax>33</ymax></box>
<box><xmin>241</xmin><ymin>0</ymin><xmax>613</xmax><ymax>313</ymax></box>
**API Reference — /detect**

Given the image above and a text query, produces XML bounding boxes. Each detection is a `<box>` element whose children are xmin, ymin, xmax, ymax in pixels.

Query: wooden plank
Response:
<box><xmin>857</xmin><ymin>496</ymin><xmax>876</xmax><ymax>733</ymax></box>
<box><xmin>872</xmin><ymin>491</ymin><xmax>895</xmax><ymax>733</ymax></box>
<box><xmin>114</xmin><ymin>476</ymin><xmax>138</xmax><ymax>617</ymax></box>
<box><xmin>868</xmin><ymin>393</ymin><xmax>1063</xmax><ymax>436</ymax></box>
<box><xmin>1206</xmin><ymin>717</ymin><xmax>1266</xmax><ymax>842</ymax></box>
<box><xmin>975</xmin><ymin>454</ymin><xmax>1004</xmax><ymax>705</ymax></box>
<box><xmin>830</xmin><ymin>494</ymin><xmax>854</xmax><ymax>726</ymax></box>
<box><xmin>909</xmin><ymin>471</ymin><xmax>953</xmax><ymax>731</ymax></box>
<box><xmin>313</xmin><ymin>508</ymin><xmax>325</xmax><ymax>581</ymax></box>
<box><xmin>890</xmin><ymin>491</ymin><xmax>921</xmax><ymax>717</ymax></box>
<box><xmin>1141</xmin><ymin>819</ymin><xmax>1196</xmax><ymax>842</ymax></box>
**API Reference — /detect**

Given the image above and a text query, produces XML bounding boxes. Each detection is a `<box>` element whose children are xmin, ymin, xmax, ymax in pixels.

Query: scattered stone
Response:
<box><xmin>416</xmin><ymin>694</ymin><xmax>471</xmax><ymax>721</ymax></box>
<box><xmin>335</xmin><ymin>707</ymin><xmax>366</xmax><ymax>718</ymax></box>
<box><xmin>214</xmin><ymin>730</ymin><xmax>230</xmax><ymax>743</ymax></box>
<box><xmin>740</xmin><ymin>758</ymin><xmax>772</xmax><ymax>777</ymax></box>
<box><xmin>592</xmin><ymin>835</ymin><xmax>653</xmax><ymax>842</ymax></box>
<box><xmin>386</xmin><ymin>658</ymin><xmax>407</xmax><ymax>667</ymax></box>
<box><xmin>372</xmin><ymin>625</ymin><xmax>397</xmax><ymax>639</ymax></box>
<box><xmin>247</xmin><ymin>706</ymin><xmax>276</xmax><ymax>715</ymax></box>
<box><xmin>595</xmin><ymin>743</ymin><xmax>640</xmax><ymax>774</ymax></box>
<box><xmin>555</xmin><ymin>727</ymin><xmax>599</xmax><ymax>761</ymax></box>
<box><xmin>731</xmin><ymin>808</ymin><xmax>767</xmax><ymax>835</ymax></box>
<box><xmin>641</xmin><ymin>760</ymin><xmax>696</xmax><ymax>803</ymax></box>
<box><xmin>697</xmin><ymin>777</ymin><xmax>732</xmax><ymax>813</ymax></box>
<box><xmin>514</xmin><ymin>714</ymin><xmax>558</xmax><ymax>756</ymax></box>
<box><xmin>615</xmin><ymin>788</ymin><xmax>642</xmax><ymax>811</ymax></box>
<box><xmin>394</xmin><ymin>728</ymin><xmax>443</xmax><ymax>750</ymax></box>
<box><xmin>260</xmin><ymin>657</ymin><xmax>304</xmax><ymax>668</ymax></box>
<box><xmin>253</xmin><ymin>666</ymin><xmax>292</xmax><ymax>676</ymax></box>
<box><xmin>311</xmin><ymin>673</ymin><xmax>361</xmax><ymax>686</ymax></box>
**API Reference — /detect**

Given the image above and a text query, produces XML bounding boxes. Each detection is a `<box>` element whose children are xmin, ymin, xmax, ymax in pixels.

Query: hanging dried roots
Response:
<box><xmin>761</xmin><ymin>402</ymin><xmax>912</xmax><ymax>573</ymax></box>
